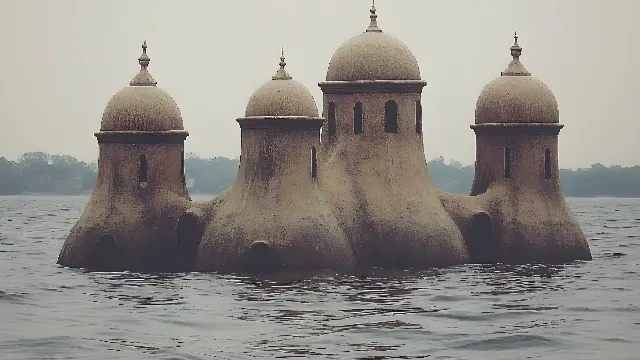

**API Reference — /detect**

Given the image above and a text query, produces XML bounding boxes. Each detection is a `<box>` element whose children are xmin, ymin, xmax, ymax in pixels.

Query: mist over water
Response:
<box><xmin>0</xmin><ymin>195</ymin><xmax>638</xmax><ymax>359</ymax></box>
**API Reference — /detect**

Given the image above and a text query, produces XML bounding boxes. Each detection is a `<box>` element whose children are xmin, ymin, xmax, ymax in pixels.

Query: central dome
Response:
<box><xmin>325</xmin><ymin>5</ymin><xmax>421</xmax><ymax>82</ymax></box>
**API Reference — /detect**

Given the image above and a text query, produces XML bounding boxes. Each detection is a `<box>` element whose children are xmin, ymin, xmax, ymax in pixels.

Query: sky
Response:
<box><xmin>0</xmin><ymin>0</ymin><xmax>638</xmax><ymax>169</ymax></box>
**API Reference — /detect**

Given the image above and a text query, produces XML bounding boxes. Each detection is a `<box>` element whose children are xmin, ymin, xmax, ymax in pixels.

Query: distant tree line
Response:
<box><xmin>1</xmin><ymin>152</ymin><xmax>639</xmax><ymax>197</ymax></box>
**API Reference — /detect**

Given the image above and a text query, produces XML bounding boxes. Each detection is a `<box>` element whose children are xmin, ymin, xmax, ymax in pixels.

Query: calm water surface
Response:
<box><xmin>0</xmin><ymin>195</ymin><xmax>638</xmax><ymax>360</ymax></box>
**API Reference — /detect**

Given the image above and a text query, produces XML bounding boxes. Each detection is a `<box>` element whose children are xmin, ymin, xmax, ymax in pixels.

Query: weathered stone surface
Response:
<box><xmin>317</xmin><ymin>92</ymin><xmax>469</xmax><ymax>268</ymax></box>
<box><xmin>58</xmin><ymin>142</ymin><xmax>192</xmax><ymax>271</ymax></box>
<box><xmin>438</xmin><ymin>36</ymin><xmax>591</xmax><ymax>264</ymax></box>
<box><xmin>194</xmin><ymin>56</ymin><xmax>354</xmax><ymax>273</ymax></box>
<box><xmin>57</xmin><ymin>42</ymin><xmax>193</xmax><ymax>272</ymax></box>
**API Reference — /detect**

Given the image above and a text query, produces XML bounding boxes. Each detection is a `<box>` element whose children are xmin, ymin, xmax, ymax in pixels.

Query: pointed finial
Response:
<box><xmin>510</xmin><ymin>31</ymin><xmax>523</xmax><ymax>60</ymax></box>
<box><xmin>366</xmin><ymin>0</ymin><xmax>382</xmax><ymax>33</ymax></box>
<box><xmin>272</xmin><ymin>48</ymin><xmax>292</xmax><ymax>80</ymax></box>
<box><xmin>138</xmin><ymin>39</ymin><xmax>150</xmax><ymax>70</ymax></box>
<box><xmin>501</xmin><ymin>32</ymin><xmax>530</xmax><ymax>76</ymax></box>
<box><xmin>130</xmin><ymin>39</ymin><xmax>157</xmax><ymax>86</ymax></box>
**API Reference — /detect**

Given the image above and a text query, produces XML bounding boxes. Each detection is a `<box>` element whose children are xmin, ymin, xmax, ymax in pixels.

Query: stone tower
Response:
<box><xmin>195</xmin><ymin>52</ymin><xmax>354</xmax><ymax>273</ymax></box>
<box><xmin>317</xmin><ymin>4</ymin><xmax>469</xmax><ymax>268</ymax></box>
<box><xmin>57</xmin><ymin>41</ymin><xmax>193</xmax><ymax>271</ymax></box>
<box><xmin>469</xmin><ymin>34</ymin><xmax>592</xmax><ymax>263</ymax></box>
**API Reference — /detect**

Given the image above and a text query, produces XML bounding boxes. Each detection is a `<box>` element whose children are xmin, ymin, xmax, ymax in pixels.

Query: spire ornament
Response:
<box><xmin>501</xmin><ymin>31</ymin><xmax>531</xmax><ymax>77</ymax></box>
<box><xmin>510</xmin><ymin>31</ymin><xmax>523</xmax><ymax>60</ymax></box>
<box><xmin>130</xmin><ymin>39</ymin><xmax>158</xmax><ymax>86</ymax></box>
<box><xmin>272</xmin><ymin>47</ymin><xmax>292</xmax><ymax>80</ymax></box>
<box><xmin>366</xmin><ymin>0</ymin><xmax>382</xmax><ymax>33</ymax></box>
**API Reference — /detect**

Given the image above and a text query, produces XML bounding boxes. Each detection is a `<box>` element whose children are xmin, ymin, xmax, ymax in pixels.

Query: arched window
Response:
<box><xmin>385</xmin><ymin>100</ymin><xmax>398</xmax><ymax>133</ymax></box>
<box><xmin>138</xmin><ymin>154</ymin><xmax>148</xmax><ymax>186</ymax></box>
<box><xmin>328</xmin><ymin>102</ymin><xmax>336</xmax><ymax>136</ymax></box>
<box><xmin>504</xmin><ymin>146</ymin><xmax>511</xmax><ymax>179</ymax></box>
<box><xmin>354</xmin><ymin>102</ymin><xmax>363</xmax><ymax>134</ymax></box>
<box><xmin>544</xmin><ymin>148</ymin><xmax>552</xmax><ymax>179</ymax></box>
<box><xmin>415</xmin><ymin>100</ymin><xmax>422</xmax><ymax>135</ymax></box>
<box><xmin>180</xmin><ymin>151</ymin><xmax>185</xmax><ymax>184</ymax></box>
<box><xmin>311</xmin><ymin>147</ymin><xmax>318</xmax><ymax>178</ymax></box>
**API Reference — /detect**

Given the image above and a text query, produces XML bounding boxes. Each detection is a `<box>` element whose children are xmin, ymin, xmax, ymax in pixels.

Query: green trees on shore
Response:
<box><xmin>1</xmin><ymin>152</ymin><xmax>638</xmax><ymax>197</ymax></box>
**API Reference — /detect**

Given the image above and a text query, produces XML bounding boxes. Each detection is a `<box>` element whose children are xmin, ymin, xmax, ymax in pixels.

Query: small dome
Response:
<box><xmin>325</xmin><ymin>5</ymin><xmax>421</xmax><ymax>81</ymax></box>
<box><xmin>475</xmin><ymin>34</ymin><xmax>559</xmax><ymax>124</ymax></box>
<box><xmin>244</xmin><ymin>52</ymin><xmax>319</xmax><ymax>118</ymax></box>
<box><xmin>101</xmin><ymin>41</ymin><xmax>184</xmax><ymax>131</ymax></box>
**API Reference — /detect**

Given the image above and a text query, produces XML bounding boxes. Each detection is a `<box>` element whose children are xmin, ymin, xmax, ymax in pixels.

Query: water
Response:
<box><xmin>0</xmin><ymin>195</ymin><xmax>638</xmax><ymax>360</ymax></box>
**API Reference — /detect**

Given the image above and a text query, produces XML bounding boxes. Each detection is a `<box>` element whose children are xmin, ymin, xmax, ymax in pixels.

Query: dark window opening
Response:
<box><xmin>328</xmin><ymin>102</ymin><xmax>336</xmax><ymax>136</ymax></box>
<box><xmin>311</xmin><ymin>147</ymin><xmax>317</xmax><ymax>178</ymax></box>
<box><xmin>385</xmin><ymin>100</ymin><xmax>398</xmax><ymax>133</ymax></box>
<box><xmin>354</xmin><ymin>102</ymin><xmax>363</xmax><ymax>134</ymax></box>
<box><xmin>544</xmin><ymin>148</ymin><xmax>552</xmax><ymax>179</ymax></box>
<box><xmin>139</xmin><ymin>154</ymin><xmax>148</xmax><ymax>186</ymax></box>
<box><xmin>415</xmin><ymin>100</ymin><xmax>422</xmax><ymax>134</ymax></box>
<box><xmin>180</xmin><ymin>151</ymin><xmax>185</xmax><ymax>184</ymax></box>
<box><xmin>504</xmin><ymin>147</ymin><xmax>511</xmax><ymax>178</ymax></box>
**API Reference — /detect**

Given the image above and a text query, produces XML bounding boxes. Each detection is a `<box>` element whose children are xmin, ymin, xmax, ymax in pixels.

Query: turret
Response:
<box><xmin>57</xmin><ymin>41</ymin><xmax>193</xmax><ymax>271</ymax></box>
<box><xmin>195</xmin><ymin>51</ymin><xmax>354</xmax><ymax>272</ymax></box>
<box><xmin>471</xmin><ymin>33</ymin><xmax>563</xmax><ymax>196</ymax></box>
<box><xmin>468</xmin><ymin>34</ymin><xmax>591</xmax><ymax>263</ymax></box>
<box><xmin>316</xmin><ymin>3</ymin><xmax>469</xmax><ymax>268</ymax></box>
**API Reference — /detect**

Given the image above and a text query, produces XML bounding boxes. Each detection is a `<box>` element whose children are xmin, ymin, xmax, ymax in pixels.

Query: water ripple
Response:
<box><xmin>0</xmin><ymin>195</ymin><xmax>638</xmax><ymax>360</ymax></box>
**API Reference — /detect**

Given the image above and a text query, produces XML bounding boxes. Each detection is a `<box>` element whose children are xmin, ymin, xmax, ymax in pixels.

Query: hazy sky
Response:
<box><xmin>1</xmin><ymin>0</ymin><xmax>638</xmax><ymax>168</ymax></box>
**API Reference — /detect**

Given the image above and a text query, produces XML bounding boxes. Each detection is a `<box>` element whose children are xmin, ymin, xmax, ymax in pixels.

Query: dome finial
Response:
<box><xmin>272</xmin><ymin>47</ymin><xmax>292</xmax><ymax>80</ymax></box>
<box><xmin>510</xmin><ymin>31</ymin><xmax>522</xmax><ymax>60</ymax></box>
<box><xmin>366</xmin><ymin>0</ymin><xmax>382</xmax><ymax>33</ymax></box>
<box><xmin>138</xmin><ymin>39</ymin><xmax>150</xmax><ymax>70</ymax></box>
<box><xmin>501</xmin><ymin>32</ymin><xmax>531</xmax><ymax>77</ymax></box>
<box><xmin>130</xmin><ymin>39</ymin><xmax>157</xmax><ymax>86</ymax></box>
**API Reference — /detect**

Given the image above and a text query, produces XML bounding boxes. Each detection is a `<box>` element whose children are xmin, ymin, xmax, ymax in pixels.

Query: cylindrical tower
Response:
<box><xmin>471</xmin><ymin>34</ymin><xmax>563</xmax><ymax>196</ymax></box>
<box><xmin>470</xmin><ymin>34</ymin><xmax>591</xmax><ymax>263</ymax></box>
<box><xmin>195</xmin><ymin>53</ymin><xmax>354</xmax><ymax>272</ymax></box>
<box><xmin>317</xmin><ymin>4</ymin><xmax>469</xmax><ymax>268</ymax></box>
<box><xmin>57</xmin><ymin>41</ymin><xmax>193</xmax><ymax>271</ymax></box>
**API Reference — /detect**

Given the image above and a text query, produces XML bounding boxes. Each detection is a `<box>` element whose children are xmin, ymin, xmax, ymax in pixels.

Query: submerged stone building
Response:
<box><xmin>58</xmin><ymin>4</ymin><xmax>591</xmax><ymax>273</ymax></box>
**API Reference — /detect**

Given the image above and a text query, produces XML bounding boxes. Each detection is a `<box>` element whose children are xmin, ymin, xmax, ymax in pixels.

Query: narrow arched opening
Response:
<box><xmin>180</xmin><ymin>151</ymin><xmax>185</xmax><ymax>184</ymax></box>
<box><xmin>415</xmin><ymin>100</ymin><xmax>422</xmax><ymax>135</ymax></box>
<box><xmin>544</xmin><ymin>148</ymin><xmax>552</xmax><ymax>179</ymax></box>
<box><xmin>91</xmin><ymin>235</ymin><xmax>118</xmax><ymax>271</ymax></box>
<box><xmin>354</xmin><ymin>102</ymin><xmax>363</xmax><ymax>135</ymax></box>
<box><xmin>175</xmin><ymin>212</ymin><xmax>202</xmax><ymax>271</ymax></box>
<box><xmin>469</xmin><ymin>212</ymin><xmax>497</xmax><ymax>264</ymax></box>
<box><xmin>328</xmin><ymin>101</ymin><xmax>336</xmax><ymax>136</ymax></box>
<box><xmin>504</xmin><ymin>146</ymin><xmax>511</xmax><ymax>179</ymax></box>
<box><xmin>138</xmin><ymin>154</ymin><xmax>148</xmax><ymax>187</ymax></box>
<box><xmin>311</xmin><ymin>146</ymin><xmax>317</xmax><ymax>178</ymax></box>
<box><xmin>385</xmin><ymin>100</ymin><xmax>398</xmax><ymax>133</ymax></box>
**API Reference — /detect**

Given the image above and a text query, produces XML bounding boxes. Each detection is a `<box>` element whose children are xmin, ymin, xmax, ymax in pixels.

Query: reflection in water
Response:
<box><xmin>86</xmin><ymin>272</ymin><xmax>188</xmax><ymax>308</ymax></box>
<box><xmin>472</xmin><ymin>263</ymin><xmax>569</xmax><ymax>296</ymax></box>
